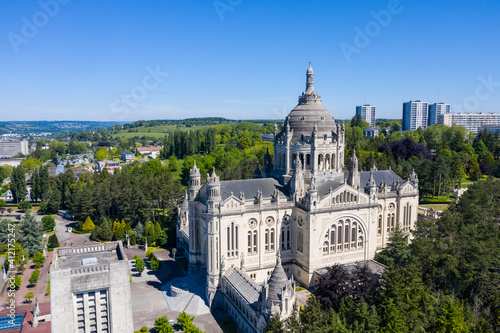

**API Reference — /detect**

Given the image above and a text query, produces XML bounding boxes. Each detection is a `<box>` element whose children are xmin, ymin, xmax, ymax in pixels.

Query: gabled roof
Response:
<box><xmin>359</xmin><ymin>170</ymin><xmax>402</xmax><ymax>188</ymax></box>
<box><xmin>224</xmin><ymin>267</ymin><xmax>261</xmax><ymax>311</ymax></box>
<box><xmin>220</xmin><ymin>178</ymin><xmax>288</xmax><ymax>201</ymax></box>
<box><xmin>198</xmin><ymin>178</ymin><xmax>289</xmax><ymax>204</ymax></box>
<box><xmin>317</xmin><ymin>180</ymin><xmax>344</xmax><ymax>199</ymax></box>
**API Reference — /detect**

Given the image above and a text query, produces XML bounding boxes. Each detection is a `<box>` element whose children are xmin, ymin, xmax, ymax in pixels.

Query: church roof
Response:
<box><xmin>224</xmin><ymin>267</ymin><xmax>261</xmax><ymax>311</ymax></box>
<box><xmin>266</xmin><ymin>254</ymin><xmax>288</xmax><ymax>301</ymax></box>
<box><xmin>359</xmin><ymin>170</ymin><xmax>402</xmax><ymax>188</ymax></box>
<box><xmin>219</xmin><ymin>178</ymin><xmax>289</xmax><ymax>201</ymax></box>
<box><xmin>317</xmin><ymin>180</ymin><xmax>344</xmax><ymax>198</ymax></box>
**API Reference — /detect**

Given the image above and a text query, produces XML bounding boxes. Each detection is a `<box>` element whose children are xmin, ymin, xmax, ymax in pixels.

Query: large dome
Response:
<box><xmin>284</xmin><ymin>64</ymin><xmax>337</xmax><ymax>143</ymax></box>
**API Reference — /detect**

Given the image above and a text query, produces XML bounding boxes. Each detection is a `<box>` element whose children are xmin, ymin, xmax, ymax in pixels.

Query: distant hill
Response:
<box><xmin>0</xmin><ymin>121</ymin><xmax>126</xmax><ymax>135</ymax></box>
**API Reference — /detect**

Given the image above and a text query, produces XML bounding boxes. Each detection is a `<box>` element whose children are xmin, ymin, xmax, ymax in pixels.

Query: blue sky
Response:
<box><xmin>1</xmin><ymin>0</ymin><xmax>499</xmax><ymax>122</ymax></box>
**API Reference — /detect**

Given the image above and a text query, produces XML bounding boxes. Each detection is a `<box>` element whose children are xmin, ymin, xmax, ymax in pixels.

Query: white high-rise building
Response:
<box><xmin>438</xmin><ymin>112</ymin><xmax>500</xmax><ymax>135</ymax></box>
<box><xmin>402</xmin><ymin>101</ymin><xmax>428</xmax><ymax>131</ymax></box>
<box><xmin>356</xmin><ymin>105</ymin><xmax>376</xmax><ymax>128</ymax></box>
<box><xmin>428</xmin><ymin>103</ymin><xmax>450</xmax><ymax>126</ymax></box>
<box><xmin>0</xmin><ymin>140</ymin><xmax>29</xmax><ymax>158</ymax></box>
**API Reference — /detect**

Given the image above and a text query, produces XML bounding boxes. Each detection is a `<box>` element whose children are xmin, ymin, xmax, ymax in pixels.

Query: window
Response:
<box><xmin>323</xmin><ymin>219</ymin><xmax>364</xmax><ymax>255</ymax></box>
<box><xmin>265</xmin><ymin>229</ymin><xmax>269</xmax><ymax>251</ymax></box>
<box><xmin>253</xmin><ymin>231</ymin><xmax>257</xmax><ymax>253</ymax></box>
<box><xmin>75</xmin><ymin>289</ymin><xmax>109</xmax><ymax>333</ymax></box>
<box><xmin>227</xmin><ymin>222</ymin><xmax>238</xmax><ymax>257</ymax></box>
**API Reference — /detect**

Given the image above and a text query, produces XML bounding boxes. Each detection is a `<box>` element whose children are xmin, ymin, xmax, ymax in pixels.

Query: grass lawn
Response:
<box><xmin>111</xmin><ymin>124</ymin><xmax>212</xmax><ymax>139</ymax></box>
<box><xmin>419</xmin><ymin>204</ymin><xmax>449</xmax><ymax>212</ymax></box>
<box><xmin>420</xmin><ymin>197</ymin><xmax>456</xmax><ymax>204</ymax></box>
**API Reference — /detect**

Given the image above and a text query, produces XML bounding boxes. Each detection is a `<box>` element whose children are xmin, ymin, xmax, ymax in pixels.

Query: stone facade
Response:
<box><xmin>177</xmin><ymin>64</ymin><xmax>419</xmax><ymax>333</ymax></box>
<box><xmin>50</xmin><ymin>241</ymin><xmax>134</xmax><ymax>333</ymax></box>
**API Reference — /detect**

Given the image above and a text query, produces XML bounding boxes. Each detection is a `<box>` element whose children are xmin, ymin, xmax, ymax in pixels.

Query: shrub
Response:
<box><xmin>48</xmin><ymin>234</ymin><xmax>60</xmax><ymax>249</ymax></box>
<box><xmin>14</xmin><ymin>275</ymin><xmax>22</xmax><ymax>289</ymax></box>
<box><xmin>32</xmin><ymin>252</ymin><xmax>46</xmax><ymax>267</ymax></box>
<box><xmin>0</xmin><ymin>199</ymin><xmax>5</xmax><ymax>207</ymax></box>
<box><xmin>24</xmin><ymin>291</ymin><xmax>34</xmax><ymax>303</ymax></box>
<box><xmin>154</xmin><ymin>316</ymin><xmax>173</xmax><ymax>333</ymax></box>
<box><xmin>135</xmin><ymin>257</ymin><xmax>145</xmax><ymax>276</ymax></box>
<box><xmin>39</xmin><ymin>202</ymin><xmax>48</xmax><ymax>214</ymax></box>
<box><xmin>18</xmin><ymin>201</ymin><xmax>32</xmax><ymax>212</ymax></box>
<box><xmin>41</xmin><ymin>215</ymin><xmax>56</xmax><ymax>231</ymax></box>
<box><xmin>29</xmin><ymin>269</ymin><xmax>40</xmax><ymax>285</ymax></box>
<box><xmin>81</xmin><ymin>216</ymin><xmax>95</xmax><ymax>232</ymax></box>
<box><xmin>150</xmin><ymin>257</ymin><xmax>162</xmax><ymax>271</ymax></box>
<box><xmin>146</xmin><ymin>250</ymin><xmax>154</xmax><ymax>260</ymax></box>
<box><xmin>140</xmin><ymin>326</ymin><xmax>148</xmax><ymax>332</ymax></box>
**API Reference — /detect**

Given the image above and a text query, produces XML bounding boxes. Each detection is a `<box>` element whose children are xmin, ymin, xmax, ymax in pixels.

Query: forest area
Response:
<box><xmin>266</xmin><ymin>180</ymin><xmax>500</xmax><ymax>332</ymax></box>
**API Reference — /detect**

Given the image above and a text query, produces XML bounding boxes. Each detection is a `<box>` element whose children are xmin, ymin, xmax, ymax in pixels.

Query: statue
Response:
<box><xmin>145</xmin><ymin>238</ymin><xmax>148</xmax><ymax>253</ymax></box>
<box><xmin>220</xmin><ymin>255</ymin><xmax>226</xmax><ymax>272</ymax></box>
<box><xmin>35</xmin><ymin>297</ymin><xmax>40</xmax><ymax>316</ymax></box>
<box><xmin>240</xmin><ymin>254</ymin><xmax>246</xmax><ymax>271</ymax></box>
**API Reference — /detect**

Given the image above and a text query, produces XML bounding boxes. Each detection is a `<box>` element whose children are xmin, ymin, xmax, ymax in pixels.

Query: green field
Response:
<box><xmin>111</xmin><ymin>124</ymin><xmax>212</xmax><ymax>139</ymax></box>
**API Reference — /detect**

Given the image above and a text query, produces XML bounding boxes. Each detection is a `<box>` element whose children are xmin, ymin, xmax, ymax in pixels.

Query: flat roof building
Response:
<box><xmin>50</xmin><ymin>241</ymin><xmax>133</xmax><ymax>333</ymax></box>
<box><xmin>402</xmin><ymin>101</ymin><xmax>428</xmax><ymax>131</ymax></box>
<box><xmin>0</xmin><ymin>140</ymin><xmax>28</xmax><ymax>158</ymax></box>
<box><xmin>438</xmin><ymin>112</ymin><xmax>500</xmax><ymax>135</ymax></box>
<box><xmin>428</xmin><ymin>103</ymin><xmax>450</xmax><ymax>126</ymax></box>
<box><xmin>356</xmin><ymin>105</ymin><xmax>376</xmax><ymax>128</ymax></box>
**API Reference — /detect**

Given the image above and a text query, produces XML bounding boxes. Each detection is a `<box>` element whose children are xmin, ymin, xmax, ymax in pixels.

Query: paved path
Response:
<box><xmin>126</xmin><ymin>248</ymin><xmax>222</xmax><ymax>332</ymax></box>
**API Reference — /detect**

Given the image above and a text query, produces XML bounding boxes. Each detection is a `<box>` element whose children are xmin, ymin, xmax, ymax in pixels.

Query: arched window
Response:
<box><xmin>323</xmin><ymin>219</ymin><xmax>365</xmax><ymax>255</ymax></box>
<box><xmin>227</xmin><ymin>222</ymin><xmax>238</xmax><ymax>257</ymax></box>
<box><xmin>253</xmin><ymin>231</ymin><xmax>257</xmax><ymax>253</ymax></box>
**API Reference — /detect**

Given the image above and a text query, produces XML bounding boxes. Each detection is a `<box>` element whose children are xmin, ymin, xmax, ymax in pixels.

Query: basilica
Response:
<box><xmin>177</xmin><ymin>64</ymin><xmax>419</xmax><ymax>333</ymax></box>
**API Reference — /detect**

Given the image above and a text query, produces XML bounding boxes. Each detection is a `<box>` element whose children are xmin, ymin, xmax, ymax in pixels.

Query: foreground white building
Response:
<box><xmin>177</xmin><ymin>64</ymin><xmax>419</xmax><ymax>333</ymax></box>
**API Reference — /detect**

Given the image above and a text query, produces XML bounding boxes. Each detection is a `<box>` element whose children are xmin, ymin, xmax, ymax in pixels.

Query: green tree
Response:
<box><xmin>468</xmin><ymin>157</ymin><xmax>481</xmax><ymax>181</ymax></box>
<box><xmin>19</xmin><ymin>212</ymin><xmax>43</xmax><ymax>256</ymax></box>
<box><xmin>29</xmin><ymin>268</ymin><xmax>40</xmax><ymax>284</ymax></box>
<box><xmin>376</xmin><ymin>227</ymin><xmax>411</xmax><ymax>267</ymax></box>
<box><xmin>18</xmin><ymin>200</ymin><xmax>32</xmax><ymax>212</ymax></box>
<box><xmin>134</xmin><ymin>255</ymin><xmax>145</xmax><ymax>276</ymax></box>
<box><xmin>81</xmin><ymin>216</ymin><xmax>95</xmax><ymax>232</ymax></box>
<box><xmin>95</xmin><ymin>148</ymin><xmax>108</xmax><ymax>161</ymax></box>
<box><xmin>266</xmin><ymin>313</ymin><xmax>285</xmax><ymax>333</ymax></box>
<box><xmin>41</xmin><ymin>215</ymin><xmax>55</xmax><ymax>231</ymax></box>
<box><xmin>24</xmin><ymin>291</ymin><xmax>34</xmax><ymax>303</ymax></box>
<box><xmin>169</xmin><ymin>155</ymin><xmax>178</xmax><ymax>171</ymax></box>
<box><xmin>154</xmin><ymin>316</ymin><xmax>174</xmax><ymax>333</ymax></box>
<box><xmin>285</xmin><ymin>306</ymin><xmax>301</xmax><ymax>333</ymax></box>
<box><xmin>13</xmin><ymin>275</ymin><xmax>22</xmax><ymax>289</ymax></box>
<box><xmin>432</xmin><ymin>296</ymin><xmax>469</xmax><ymax>333</ymax></box>
<box><xmin>48</xmin><ymin>234</ymin><xmax>60</xmax><ymax>249</ymax></box>
<box><xmin>177</xmin><ymin>311</ymin><xmax>194</xmax><ymax>328</ymax></box>
<box><xmin>10</xmin><ymin>165</ymin><xmax>27</xmax><ymax>203</ymax></box>
<box><xmin>32</xmin><ymin>252</ymin><xmax>46</xmax><ymax>267</ymax></box>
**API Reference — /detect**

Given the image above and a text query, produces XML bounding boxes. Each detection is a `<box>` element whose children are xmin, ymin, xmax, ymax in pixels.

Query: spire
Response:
<box><xmin>264</xmin><ymin>147</ymin><xmax>272</xmax><ymax>161</ymax></box>
<box><xmin>305</xmin><ymin>62</ymin><xmax>314</xmax><ymax>94</ymax></box>
<box><xmin>409</xmin><ymin>168</ymin><xmax>418</xmax><ymax>184</ymax></box>
<box><xmin>253</xmin><ymin>162</ymin><xmax>262</xmax><ymax>179</ymax></box>
<box><xmin>366</xmin><ymin>168</ymin><xmax>376</xmax><ymax>188</ymax></box>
